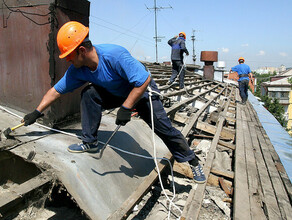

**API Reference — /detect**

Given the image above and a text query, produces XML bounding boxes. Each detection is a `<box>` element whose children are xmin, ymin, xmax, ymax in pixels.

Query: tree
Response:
<box><xmin>261</xmin><ymin>96</ymin><xmax>287</xmax><ymax>127</ymax></box>
<box><xmin>254</xmin><ymin>73</ymin><xmax>288</xmax><ymax>128</ymax></box>
<box><xmin>254</xmin><ymin>71</ymin><xmax>273</xmax><ymax>97</ymax></box>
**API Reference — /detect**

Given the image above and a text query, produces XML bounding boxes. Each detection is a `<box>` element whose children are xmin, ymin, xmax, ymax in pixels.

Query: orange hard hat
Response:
<box><xmin>179</xmin><ymin>32</ymin><xmax>186</xmax><ymax>39</ymax></box>
<box><xmin>57</xmin><ymin>21</ymin><xmax>89</xmax><ymax>59</ymax></box>
<box><xmin>238</xmin><ymin>57</ymin><xmax>245</xmax><ymax>62</ymax></box>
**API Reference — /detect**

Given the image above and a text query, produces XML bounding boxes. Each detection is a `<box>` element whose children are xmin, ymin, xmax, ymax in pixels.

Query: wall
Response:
<box><xmin>0</xmin><ymin>0</ymin><xmax>90</xmax><ymax>124</ymax></box>
<box><xmin>288</xmin><ymin>90</ymin><xmax>292</xmax><ymax>134</ymax></box>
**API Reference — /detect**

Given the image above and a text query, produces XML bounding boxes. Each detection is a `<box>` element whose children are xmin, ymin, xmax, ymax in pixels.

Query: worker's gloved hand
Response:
<box><xmin>23</xmin><ymin>110</ymin><xmax>43</xmax><ymax>126</ymax></box>
<box><xmin>116</xmin><ymin>106</ymin><xmax>132</xmax><ymax>126</ymax></box>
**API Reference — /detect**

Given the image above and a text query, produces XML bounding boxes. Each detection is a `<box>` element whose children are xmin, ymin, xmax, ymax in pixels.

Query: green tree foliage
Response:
<box><xmin>252</xmin><ymin>72</ymin><xmax>287</xmax><ymax>127</ymax></box>
<box><xmin>254</xmin><ymin>71</ymin><xmax>276</xmax><ymax>97</ymax></box>
<box><xmin>255</xmin><ymin>86</ymin><xmax>261</xmax><ymax>97</ymax></box>
<box><xmin>261</xmin><ymin>96</ymin><xmax>287</xmax><ymax>127</ymax></box>
<box><xmin>288</xmin><ymin>77</ymin><xmax>292</xmax><ymax>84</ymax></box>
<box><xmin>254</xmin><ymin>72</ymin><xmax>266</xmax><ymax>96</ymax></box>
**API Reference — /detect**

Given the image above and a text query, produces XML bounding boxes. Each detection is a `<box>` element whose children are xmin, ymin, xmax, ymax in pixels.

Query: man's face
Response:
<box><xmin>66</xmin><ymin>49</ymin><xmax>83</xmax><ymax>68</ymax></box>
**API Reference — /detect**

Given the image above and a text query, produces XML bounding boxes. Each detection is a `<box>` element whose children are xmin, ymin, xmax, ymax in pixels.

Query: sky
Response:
<box><xmin>88</xmin><ymin>0</ymin><xmax>292</xmax><ymax>71</ymax></box>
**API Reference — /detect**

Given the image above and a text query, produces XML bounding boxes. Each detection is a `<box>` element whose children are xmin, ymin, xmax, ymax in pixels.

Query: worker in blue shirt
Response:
<box><xmin>21</xmin><ymin>21</ymin><xmax>206</xmax><ymax>183</ymax></box>
<box><xmin>230</xmin><ymin>57</ymin><xmax>253</xmax><ymax>105</ymax></box>
<box><xmin>167</xmin><ymin>32</ymin><xmax>189</xmax><ymax>89</ymax></box>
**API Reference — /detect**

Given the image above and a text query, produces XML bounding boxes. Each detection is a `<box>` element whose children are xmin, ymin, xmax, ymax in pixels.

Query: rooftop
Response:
<box><xmin>0</xmin><ymin>63</ymin><xmax>291</xmax><ymax>220</ymax></box>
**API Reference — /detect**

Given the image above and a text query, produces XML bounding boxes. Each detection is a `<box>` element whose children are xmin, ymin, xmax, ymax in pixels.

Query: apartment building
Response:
<box><xmin>261</xmin><ymin>69</ymin><xmax>292</xmax><ymax>133</ymax></box>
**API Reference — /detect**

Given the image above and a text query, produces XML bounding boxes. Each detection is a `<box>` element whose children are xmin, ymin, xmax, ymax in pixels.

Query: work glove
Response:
<box><xmin>23</xmin><ymin>110</ymin><xmax>43</xmax><ymax>126</ymax></box>
<box><xmin>116</xmin><ymin>106</ymin><xmax>132</xmax><ymax>126</ymax></box>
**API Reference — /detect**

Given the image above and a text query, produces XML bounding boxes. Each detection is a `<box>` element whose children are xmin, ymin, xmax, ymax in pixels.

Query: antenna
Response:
<box><xmin>190</xmin><ymin>29</ymin><xmax>202</xmax><ymax>64</ymax></box>
<box><xmin>191</xmin><ymin>29</ymin><xmax>196</xmax><ymax>64</ymax></box>
<box><xmin>146</xmin><ymin>0</ymin><xmax>172</xmax><ymax>63</ymax></box>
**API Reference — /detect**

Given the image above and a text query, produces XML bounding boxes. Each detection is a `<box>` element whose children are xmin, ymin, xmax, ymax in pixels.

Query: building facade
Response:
<box><xmin>255</xmin><ymin>65</ymin><xmax>286</xmax><ymax>75</ymax></box>
<box><xmin>261</xmin><ymin>70</ymin><xmax>292</xmax><ymax>133</ymax></box>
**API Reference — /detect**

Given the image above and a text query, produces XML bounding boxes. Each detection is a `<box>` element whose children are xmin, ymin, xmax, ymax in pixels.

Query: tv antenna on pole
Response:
<box><xmin>146</xmin><ymin>0</ymin><xmax>172</xmax><ymax>63</ymax></box>
<box><xmin>191</xmin><ymin>29</ymin><xmax>197</xmax><ymax>64</ymax></box>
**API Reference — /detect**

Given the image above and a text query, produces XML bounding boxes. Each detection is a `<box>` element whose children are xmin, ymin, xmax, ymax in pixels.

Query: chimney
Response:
<box><xmin>200</xmin><ymin>51</ymin><xmax>218</xmax><ymax>81</ymax></box>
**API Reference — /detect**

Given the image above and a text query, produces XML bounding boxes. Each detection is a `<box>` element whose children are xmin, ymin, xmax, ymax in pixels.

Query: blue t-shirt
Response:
<box><xmin>54</xmin><ymin>44</ymin><xmax>150</xmax><ymax>98</ymax></box>
<box><xmin>231</xmin><ymin>63</ymin><xmax>251</xmax><ymax>82</ymax></box>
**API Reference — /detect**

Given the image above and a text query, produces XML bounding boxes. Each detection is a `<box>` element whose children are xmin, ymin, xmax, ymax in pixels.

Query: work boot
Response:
<box><xmin>67</xmin><ymin>142</ymin><xmax>98</xmax><ymax>153</ymax></box>
<box><xmin>190</xmin><ymin>164</ymin><xmax>206</xmax><ymax>183</ymax></box>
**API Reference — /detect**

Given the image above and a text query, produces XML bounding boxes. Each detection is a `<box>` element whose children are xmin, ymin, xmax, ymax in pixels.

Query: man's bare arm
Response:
<box><xmin>122</xmin><ymin>75</ymin><xmax>151</xmax><ymax>109</ymax></box>
<box><xmin>21</xmin><ymin>87</ymin><xmax>61</xmax><ymax>125</ymax></box>
<box><xmin>36</xmin><ymin>87</ymin><xmax>61</xmax><ymax>112</ymax></box>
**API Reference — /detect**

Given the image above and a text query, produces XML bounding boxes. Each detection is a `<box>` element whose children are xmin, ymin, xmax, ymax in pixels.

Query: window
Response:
<box><xmin>269</xmin><ymin>92</ymin><xmax>276</xmax><ymax>98</ymax></box>
<box><xmin>280</xmin><ymin>92</ymin><xmax>289</xmax><ymax>98</ymax></box>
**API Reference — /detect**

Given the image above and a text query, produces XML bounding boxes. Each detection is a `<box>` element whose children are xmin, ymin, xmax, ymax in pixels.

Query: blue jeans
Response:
<box><xmin>238</xmin><ymin>80</ymin><xmax>249</xmax><ymax>102</ymax></box>
<box><xmin>80</xmin><ymin>80</ymin><xmax>198</xmax><ymax>163</ymax></box>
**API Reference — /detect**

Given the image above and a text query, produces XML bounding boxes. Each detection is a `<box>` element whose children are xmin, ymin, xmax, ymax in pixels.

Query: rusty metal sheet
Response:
<box><xmin>0</xmin><ymin>4</ymin><xmax>52</xmax><ymax>112</ymax></box>
<box><xmin>200</xmin><ymin>51</ymin><xmax>218</xmax><ymax>62</ymax></box>
<box><xmin>0</xmin><ymin>1</ymin><xmax>90</xmax><ymax>124</ymax></box>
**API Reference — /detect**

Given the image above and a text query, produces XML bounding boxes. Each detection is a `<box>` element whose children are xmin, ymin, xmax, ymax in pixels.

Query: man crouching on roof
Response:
<box><xmin>21</xmin><ymin>21</ymin><xmax>206</xmax><ymax>184</ymax></box>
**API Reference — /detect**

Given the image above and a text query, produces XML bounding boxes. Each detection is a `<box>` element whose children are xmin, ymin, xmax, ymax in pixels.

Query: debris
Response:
<box><xmin>218</xmin><ymin>177</ymin><xmax>233</xmax><ymax>197</ymax></box>
<box><xmin>223</xmin><ymin>198</ymin><xmax>232</xmax><ymax>203</ymax></box>
<box><xmin>173</xmin><ymin>161</ymin><xmax>193</xmax><ymax>179</ymax></box>
<box><xmin>175</xmin><ymin>199</ymin><xmax>186</xmax><ymax>207</ymax></box>
<box><xmin>133</xmin><ymin>204</ymin><xmax>139</xmax><ymax>212</ymax></box>
<box><xmin>194</xmin><ymin>140</ymin><xmax>211</xmax><ymax>158</ymax></box>
<box><xmin>212</xmin><ymin>150</ymin><xmax>232</xmax><ymax>171</ymax></box>
<box><xmin>210</xmin><ymin>195</ymin><xmax>231</xmax><ymax>217</ymax></box>
<box><xmin>26</xmin><ymin>149</ymin><xmax>36</xmax><ymax>161</ymax></box>
<box><xmin>0</xmin><ymin>138</ymin><xmax>20</xmax><ymax>150</ymax></box>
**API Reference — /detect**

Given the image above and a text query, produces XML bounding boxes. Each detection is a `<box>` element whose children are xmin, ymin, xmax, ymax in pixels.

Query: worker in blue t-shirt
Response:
<box><xmin>230</xmin><ymin>57</ymin><xmax>253</xmax><ymax>105</ymax></box>
<box><xmin>21</xmin><ymin>21</ymin><xmax>206</xmax><ymax>183</ymax></box>
<box><xmin>167</xmin><ymin>32</ymin><xmax>189</xmax><ymax>89</ymax></box>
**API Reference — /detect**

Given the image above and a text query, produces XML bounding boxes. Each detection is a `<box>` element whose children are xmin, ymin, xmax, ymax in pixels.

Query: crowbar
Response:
<box><xmin>94</xmin><ymin>111</ymin><xmax>138</xmax><ymax>159</ymax></box>
<box><xmin>96</xmin><ymin>124</ymin><xmax>121</xmax><ymax>159</ymax></box>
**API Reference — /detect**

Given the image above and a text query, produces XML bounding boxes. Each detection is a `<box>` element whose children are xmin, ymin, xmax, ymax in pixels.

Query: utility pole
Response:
<box><xmin>146</xmin><ymin>0</ymin><xmax>172</xmax><ymax>63</ymax></box>
<box><xmin>191</xmin><ymin>29</ymin><xmax>196</xmax><ymax>64</ymax></box>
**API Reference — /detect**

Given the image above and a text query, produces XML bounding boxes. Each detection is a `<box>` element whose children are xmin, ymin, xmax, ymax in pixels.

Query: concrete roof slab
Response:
<box><xmin>0</xmin><ymin>108</ymin><xmax>170</xmax><ymax>219</ymax></box>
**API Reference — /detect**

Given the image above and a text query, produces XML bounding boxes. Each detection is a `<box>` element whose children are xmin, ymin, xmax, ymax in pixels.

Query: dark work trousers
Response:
<box><xmin>80</xmin><ymin>80</ymin><xmax>198</xmax><ymax>164</ymax></box>
<box><xmin>169</xmin><ymin>60</ymin><xmax>185</xmax><ymax>89</ymax></box>
<box><xmin>238</xmin><ymin>80</ymin><xmax>249</xmax><ymax>102</ymax></box>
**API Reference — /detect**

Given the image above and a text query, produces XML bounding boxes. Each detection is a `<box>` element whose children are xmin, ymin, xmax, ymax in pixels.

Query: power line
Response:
<box><xmin>130</xmin><ymin>14</ymin><xmax>153</xmax><ymax>52</ymax></box>
<box><xmin>90</xmin><ymin>19</ymin><xmax>170</xmax><ymax>50</ymax></box>
<box><xmin>91</xmin><ymin>14</ymin><xmax>153</xmax><ymax>42</ymax></box>
<box><xmin>158</xmin><ymin>12</ymin><xmax>177</xmax><ymax>32</ymax></box>
<box><xmin>2</xmin><ymin>0</ymin><xmax>53</xmax><ymax>27</ymax></box>
<box><xmin>90</xmin><ymin>21</ymin><xmax>155</xmax><ymax>47</ymax></box>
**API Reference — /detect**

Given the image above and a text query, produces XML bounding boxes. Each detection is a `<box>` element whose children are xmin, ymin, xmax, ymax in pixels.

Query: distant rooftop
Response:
<box><xmin>263</xmin><ymin>76</ymin><xmax>292</xmax><ymax>86</ymax></box>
